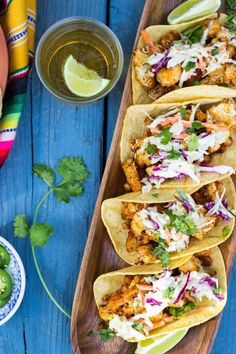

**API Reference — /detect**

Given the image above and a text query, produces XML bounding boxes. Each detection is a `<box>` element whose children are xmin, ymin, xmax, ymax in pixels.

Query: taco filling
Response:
<box><xmin>122</xmin><ymin>100</ymin><xmax>235</xmax><ymax>193</ymax></box>
<box><xmin>98</xmin><ymin>252</ymin><xmax>224</xmax><ymax>341</ymax></box>
<box><xmin>133</xmin><ymin>15</ymin><xmax>236</xmax><ymax>100</ymax></box>
<box><xmin>121</xmin><ymin>182</ymin><xmax>234</xmax><ymax>265</ymax></box>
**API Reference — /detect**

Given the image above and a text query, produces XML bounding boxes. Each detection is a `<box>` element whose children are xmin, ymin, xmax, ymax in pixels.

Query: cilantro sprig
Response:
<box><xmin>169</xmin><ymin>302</ymin><xmax>196</xmax><ymax>317</ymax></box>
<box><xmin>182</xmin><ymin>25</ymin><xmax>203</xmax><ymax>45</ymax></box>
<box><xmin>99</xmin><ymin>328</ymin><xmax>116</xmax><ymax>341</ymax></box>
<box><xmin>13</xmin><ymin>157</ymin><xmax>89</xmax><ymax>318</ymax></box>
<box><xmin>153</xmin><ymin>234</ymin><xmax>170</xmax><ymax>266</ymax></box>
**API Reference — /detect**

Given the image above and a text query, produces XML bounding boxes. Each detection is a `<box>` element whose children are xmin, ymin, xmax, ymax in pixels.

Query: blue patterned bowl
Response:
<box><xmin>0</xmin><ymin>236</ymin><xmax>26</xmax><ymax>326</ymax></box>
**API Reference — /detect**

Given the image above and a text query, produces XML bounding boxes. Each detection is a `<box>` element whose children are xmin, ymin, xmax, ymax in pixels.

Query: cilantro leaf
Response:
<box><xmin>99</xmin><ymin>328</ymin><xmax>115</xmax><ymax>341</ymax></box>
<box><xmin>187</xmin><ymin>121</ymin><xmax>202</xmax><ymax>134</ymax></box>
<box><xmin>132</xmin><ymin>321</ymin><xmax>144</xmax><ymax>331</ymax></box>
<box><xmin>33</xmin><ymin>164</ymin><xmax>55</xmax><ymax>187</ymax></box>
<box><xmin>183</xmin><ymin>25</ymin><xmax>203</xmax><ymax>44</ymax></box>
<box><xmin>14</xmin><ymin>215</ymin><xmax>29</xmax><ymax>238</ymax></box>
<box><xmin>222</xmin><ymin>226</ymin><xmax>230</xmax><ymax>237</ymax></box>
<box><xmin>57</xmin><ymin>157</ymin><xmax>89</xmax><ymax>183</ymax></box>
<box><xmin>145</xmin><ymin>143</ymin><xmax>156</xmax><ymax>155</ymax></box>
<box><xmin>167</xmin><ymin>149</ymin><xmax>181</xmax><ymax>160</ymax></box>
<box><xmin>153</xmin><ymin>236</ymin><xmax>170</xmax><ymax>266</ymax></box>
<box><xmin>169</xmin><ymin>302</ymin><xmax>195</xmax><ymax>317</ymax></box>
<box><xmin>211</xmin><ymin>47</ymin><xmax>220</xmax><ymax>56</ymax></box>
<box><xmin>186</xmin><ymin>134</ymin><xmax>198</xmax><ymax>151</ymax></box>
<box><xmin>158</xmin><ymin>129</ymin><xmax>172</xmax><ymax>145</ymax></box>
<box><xmin>184</xmin><ymin>61</ymin><xmax>196</xmax><ymax>72</ymax></box>
<box><xmin>163</xmin><ymin>287</ymin><xmax>175</xmax><ymax>299</ymax></box>
<box><xmin>214</xmin><ymin>287</ymin><xmax>222</xmax><ymax>295</ymax></box>
<box><xmin>227</xmin><ymin>0</ymin><xmax>236</xmax><ymax>10</ymax></box>
<box><xmin>55</xmin><ymin>182</ymin><xmax>84</xmax><ymax>203</ymax></box>
<box><xmin>223</xmin><ymin>13</ymin><xmax>236</xmax><ymax>32</ymax></box>
<box><xmin>30</xmin><ymin>223</ymin><xmax>55</xmax><ymax>247</ymax></box>
<box><xmin>180</xmin><ymin>107</ymin><xmax>187</xmax><ymax>119</ymax></box>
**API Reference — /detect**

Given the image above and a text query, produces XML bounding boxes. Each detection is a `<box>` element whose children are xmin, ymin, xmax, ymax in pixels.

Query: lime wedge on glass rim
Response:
<box><xmin>135</xmin><ymin>329</ymin><xmax>188</xmax><ymax>354</ymax></box>
<box><xmin>167</xmin><ymin>0</ymin><xmax>221</xmax><ymax>25</ymax></box>
<box><xmin>63</xmin><ymin>55</ymin><xmax>110</xmax><ymax>98</ymax></box>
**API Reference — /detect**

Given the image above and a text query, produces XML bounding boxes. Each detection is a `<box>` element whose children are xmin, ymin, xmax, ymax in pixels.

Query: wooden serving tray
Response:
<box><xmin>71</xmin><ymin>1</ymin><xmax>233</xmax><ymax>353</ymax></box>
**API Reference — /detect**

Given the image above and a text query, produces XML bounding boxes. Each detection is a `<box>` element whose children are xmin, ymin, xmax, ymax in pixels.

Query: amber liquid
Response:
<box><xmin>40</xmin><ymin>28</ymin><xmax>117</xmax><ymax>98</ymax></box>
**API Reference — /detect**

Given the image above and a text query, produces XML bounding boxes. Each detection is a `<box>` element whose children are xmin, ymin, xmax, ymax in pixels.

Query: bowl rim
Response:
<box><xmin>35</xmin><ymin>16</ymin><xmax>124</xmax><ymax>104</ymax></box>
<box><xmin>0</xmin><ymin>236</ymin><xmax>26</xmax><ymax>326</ymax></box>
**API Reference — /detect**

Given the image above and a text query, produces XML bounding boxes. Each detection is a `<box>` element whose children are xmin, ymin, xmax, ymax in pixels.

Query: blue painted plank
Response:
<box><xmin>0</xmin><ymin>0</ymin><xmax>108</xmax><ymax>353</ymax></box>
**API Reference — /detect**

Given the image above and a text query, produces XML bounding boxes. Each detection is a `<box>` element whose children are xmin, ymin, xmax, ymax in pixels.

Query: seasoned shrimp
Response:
<box><xmin>179</xmin><ymin>256</ymin><xmax>202</xmax><ymax>273</ymax></box>
<box><xmin>135</xmin><ymin>149</ymin><xmax>152</xmax><ymax>167</ymax></box>
<box><xmin>135</xmin><ymin>65</ymin><xmax>156</xmax><ymax>88</ymax></box>
<box><xmin>131</xmin><ymin>212</ymin><xmax>145</xmax><ymax>237</ymax></box>
<box><xmin>224</xmin><ymin>64</ymin><xmax>236</xmax><ymax>86</ymax></box>
<box><xmin>206</xmin><ymin>19</ymin><xmax>221</xmax><ymax>38</ymax></box>
<box><xmin>148</xmin><ymin>84</ymin><xmax>174</xmax><ymax>100</ymax></box>
<box><xmin>208</xmin><ymin>100</ymin><xmax>236</xmax><ymax>129</ymax></box>
<box><xmin>121</xmin><ymin>202</ymin><xmax>145</xmax><ymax>220</ymax></box>
<box><xmin>122</xmin><ymin>159</ymin><xmax>142</xmax><ymax>192</ymax></box>
<box><xmin>137</xmin><ymin>244</ymin><xmax>156</xmax><ymax>264</ymax></box>
<box><xmin>159</xmin><ymin>31</ymin><xmax>180</xmax><ymax>49</ymax></box>
<box><xmin>156</xmin><ymin>64</ymin><xmax>182</xmax><ymax>87</ymax></box>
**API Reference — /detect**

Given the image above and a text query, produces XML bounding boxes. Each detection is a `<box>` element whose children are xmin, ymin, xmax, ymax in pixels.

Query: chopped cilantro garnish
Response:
<box><xmin>153</xmin><ymin>234</ymin><xmax>170</xmax><ymax>266</ymax></box>
<box><xmin>214</xmin><ymin>287</ymin><xmax>222</xmax><ymax>295</ymax></box>
<box><xmin>167</xmin><ymin>149</ymin><xmax>181</xmax><ymax>160</ymax></box>
<box><xmin>132</xmin><ymin>321</ymin><xmax>144</xmax><ymax>331</ymax></box>
<box><xmin>169</xmin><ymin>302</ymin><xmax>196</xmax><ymax>317</ymax></box>
<box><xmin>180</xmin><ymin>107</ymin><xmax>187</xmax><ymax>119</ymax></box>
<box><xmin>211</xmin><ymin>47</ymin><xmax>220</xmax><ymax>56</ymax></box>
<box><xmin>163</xmin><ymin>287</ymin><xmax>175</xmax><ymax>299</ymax></box>
<box><xmin>184</xmin><ymin>61</ymin><xmax>196</xmax><ymax>72</ymax></box>
<box><xmin>99</xmin><ymin>328</ymin><xmax>116</xmax><ymax>341</ymax></box>
<box><xmin>145</xmin><ymin>142</ymin><xmax>156</xmax><ymax>155</ymax></box>
<box><xmin>159</xmin><ymin>129</ymin><xmax>172</xmax><ymax>145</ymax></box>
<box><xmin>186</xmin><ymin>134</ymin><xmax>198</xmax><ymax>151</ymax></box>
<box><xmin>222</xmin><ymin>226</ymin><xmax>230</xmax><ymax>237</ymax></box>
<box><xmin>188</xmin><ymin>121</ymin><xmax>202</xmax><ymax>134</ymax></box>
<box><xmin>183</xmin><ymin>25</ymin><xmax>203</xmax><ymax>44</ymax></box>
<box><xmin>223</xmin><ymin>14</ymin><xmax>236</xmax><ymax>33</ymax></box>
<box><xmin>164</xmin><ymin>209</ymin><xmax>196</xmax><ymax>236</ymax></box>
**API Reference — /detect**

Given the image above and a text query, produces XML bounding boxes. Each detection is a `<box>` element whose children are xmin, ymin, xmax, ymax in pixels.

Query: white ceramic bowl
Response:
<box><xmin>0</xmin><ymin>236</ymin><xmax>26</xmax><ymax>326</ymax></box>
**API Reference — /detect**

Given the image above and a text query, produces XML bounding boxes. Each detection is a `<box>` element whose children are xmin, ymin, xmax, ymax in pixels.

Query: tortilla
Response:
<box><xmin>94</xmin><ymin>247</ymin><xmax>226</xmax><ymax>341</ymax></box>
<box><xmin>132</xmin><ymin>13</ymin><xmax>229</xmax><ymax>104</ymax></box>
<box><xmin>101</xmin><ymin>177</ymin><xmax>235</xmax><ymax>265</ymax></box>
<box><xmin>120</xmin><ymin>91</ymin><xmax>236</xmax><ymax>197</ymax></box>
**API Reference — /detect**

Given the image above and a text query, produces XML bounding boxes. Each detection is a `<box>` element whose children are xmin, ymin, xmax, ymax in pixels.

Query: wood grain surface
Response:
<box><xmin>0</xmin><ymin>1</ymin><xmax>235</xmax><ymax>354</ymax></box>
<box><xmin>70</xmin><ymin>1</ymin><xmax>236</xmax><ymax>354</ymax></box>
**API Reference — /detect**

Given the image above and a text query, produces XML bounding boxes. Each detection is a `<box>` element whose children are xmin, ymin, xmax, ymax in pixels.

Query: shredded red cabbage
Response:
<box><xmin>214</xmin><ymin>293</ymin><xmax>224</xmax><ymax>300</ymax></box>
<box><xmin>148</xmin><ymin>216</ymin><xmax>159</xmax><ymax>230</ymax></box>
<box><xmin>199</xmin><ymin>276</ymin><xmax>216</xmax><ymax>287</ymax></box>
<box><xmin>146</xmin><ymin>298</ymin><xmax>162</xmax><ymax>306</ymax></box>
<box><xmin>151</xmin><ymin>50</ymin><xmax>169</xmax><ymax>73</ymax></box>
<box><xmin>174</xmin><ymin>196</ymin><xmax>193</xmax><ymax>212</ymax></box>
<box><xmin>174</xmin><ymin>272</ymin><xmax>190</xmax><ymax>304</ymax></box>
<box><xmin>204</xmin><ymin>200</ymin><xmax>231</xmax><ymax>222</ymax></box>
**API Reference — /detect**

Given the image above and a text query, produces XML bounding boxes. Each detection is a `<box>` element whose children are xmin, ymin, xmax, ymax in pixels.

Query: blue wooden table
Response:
<box><xmin>0</xmin><ymin>1</ymin><xmax>235</xmax><ymax>353</ymax></box>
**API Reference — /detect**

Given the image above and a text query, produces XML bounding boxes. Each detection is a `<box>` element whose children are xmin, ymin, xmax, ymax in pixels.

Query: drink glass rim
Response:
<box><xmin>35</xmin><ymin>16</ymin><xmax>124</xmax><ymax>104</ymax></box>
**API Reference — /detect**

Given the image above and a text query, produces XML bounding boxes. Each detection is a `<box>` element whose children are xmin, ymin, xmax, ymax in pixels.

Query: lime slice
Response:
<box><xmin>63</xmin><ymin>55</ymin><xmax>110</xmax><ymax>97</ymax></box>
<box><xmin>167</xmin><ymin>0</ymin><xmax>221</xmax><ymax>25</ymax></box>
<box><xmin>135</xmin><ymin>329</ymin><xmax>188</xmax><ymax>354</ymax></box>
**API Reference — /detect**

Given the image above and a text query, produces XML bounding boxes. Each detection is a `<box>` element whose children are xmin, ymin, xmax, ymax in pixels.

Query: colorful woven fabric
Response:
<box><xmin>0</xmin><ymin>0</ymin><xmax>36</xmax><ymax>166</ymax></box>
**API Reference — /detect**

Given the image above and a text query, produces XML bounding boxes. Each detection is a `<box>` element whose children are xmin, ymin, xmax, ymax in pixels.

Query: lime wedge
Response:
<box><xmin>63</xmin><ymin>55</ymin><xmax>110</xmax><ymax>97</ymax></box>
<box><xmin>167</xmin><ymin>0</ymin><xmax>221</xmax><ymax>25</ymax></box>
<box><xmin>135</xmin><ymin>329</ymin><xmax>188</xmax><ymax>354</ymax></box>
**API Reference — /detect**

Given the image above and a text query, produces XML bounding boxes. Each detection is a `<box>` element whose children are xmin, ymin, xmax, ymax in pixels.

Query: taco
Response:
<box><xmin>121</xmin><ymin>94</ymin><xmax>236</xmax><ymax>195</ymax></box>
<box><xmin>132</xmin><ymin>13</ymin><xmax>236</xmax><ymax>104</ymax></box>
<box><xmin>94</xmin><ymin>247</ymin><xmax>226</xmax><ymax>342</ymax></box>
<box><xmin>102</xmin><ymin>178</ymin><xmax>235</xmax><ymax>265</ymax></box>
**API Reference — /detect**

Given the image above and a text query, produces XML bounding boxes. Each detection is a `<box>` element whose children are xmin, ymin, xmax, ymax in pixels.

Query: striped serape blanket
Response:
<box><xmin>0</xmin><ymin>0</ymin><xmax>36</xmax><ymax>166</ymax></box>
